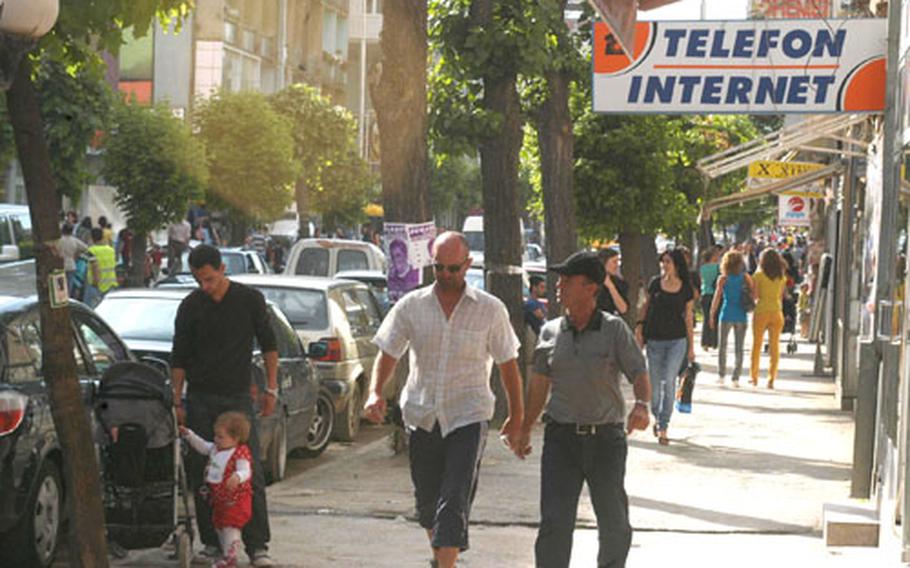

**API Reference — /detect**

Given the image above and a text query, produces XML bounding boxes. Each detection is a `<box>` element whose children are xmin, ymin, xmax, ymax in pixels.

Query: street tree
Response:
<box><xmin>102</xmin><ymin>101</ymin><xmax>207</xmax><ymax>286</ymax></box>
<box><xmin>431</xmin><ymin>0</ymin><xmax>553</xmax><ymax>416</ymax></box>
<box><xmin>573</xmin><ymin>110</ymin><xmax>693</xmax><ymax>324</ymax></box>
<box><xmin>194</xmin><ymin>90</ymin><xmax>298</xmax><ymax>243</ymax></box>
<box><xmin>370</xmin><ymin>0</ymin><xmax>432</xmax><ymax>224</ymax></box>
<box><xmin>269</xmin><ymin>84</ymin><xmax>373</xmax><ymax>237</ymax></box>
<box><xmin>4</xmin><ymin>3</ymin><xmax>189</xmax><ymax>566</ymax></box>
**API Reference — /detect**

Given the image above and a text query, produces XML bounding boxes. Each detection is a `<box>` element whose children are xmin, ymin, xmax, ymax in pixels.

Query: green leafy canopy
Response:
<box><xmin>102</xmin><ymin>101</ymin><xmax>207</xmax><ymax>233</ymax></box>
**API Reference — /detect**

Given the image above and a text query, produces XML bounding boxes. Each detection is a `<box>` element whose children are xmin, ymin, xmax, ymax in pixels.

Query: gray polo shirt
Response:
<box><xmin>533</xmin><ymin>311</ymin><xmax>647</xmax><ymax>425</ymax></box>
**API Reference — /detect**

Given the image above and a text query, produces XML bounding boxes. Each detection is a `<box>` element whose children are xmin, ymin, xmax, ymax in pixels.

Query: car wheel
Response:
<box><xmin>0</xmin><ymin>460</ymin><xmax>64</xmax><ymax>567</ymax></box>
<box><xmin>332</xmin><ymin>381</ymin><xmax>362</xmax><ymax>442</ymax></box>
<box><xmin>266</xmin><ymin>412</ymin><xmax>288</xmax><ymax>484</ymax></box>
<box><xmin>298</xmin><ymin>392</ymin><xmax>334</xmax><ymax>457</ymax></box>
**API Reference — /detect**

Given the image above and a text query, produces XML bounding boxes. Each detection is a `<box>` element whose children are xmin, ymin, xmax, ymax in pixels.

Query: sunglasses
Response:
<box><xmin>433</xmin><ymin>259</ymin><xmax>467</xmax><ymax>274</ymax></box>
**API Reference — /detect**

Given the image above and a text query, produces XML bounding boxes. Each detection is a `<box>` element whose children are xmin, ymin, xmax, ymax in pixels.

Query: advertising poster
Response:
<box><xmin>748</xmin><ymin>159</ymin><xmax>826</xmax><ymax>198</ymax></box>
<box><xmin>592</xmin><ymin>18</ymin><xmax>886</xmax><ymax>114</ymax></box>
<box><xmin>777</xmin><ymin>194</ymin><xmax>811</xmax><ymax>227</ymax></box>
<box><xmin>384</xmin><ymin>221</ymin><xmax>437</xmax><ymax>303</ymax></box>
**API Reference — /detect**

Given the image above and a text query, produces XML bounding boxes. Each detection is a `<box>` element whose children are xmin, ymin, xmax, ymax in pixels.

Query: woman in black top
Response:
<box><xmin>596</xmin><ymin>248</ymin><xmax>629</xmax><ymax>316</ymax></box>
<box><xmin>634</xmin><ymin>248</ymin><xmax>695</xmax><ymax>446</ymax></box>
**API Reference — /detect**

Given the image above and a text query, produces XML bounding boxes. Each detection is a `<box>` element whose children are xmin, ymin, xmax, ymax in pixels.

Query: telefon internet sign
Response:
<box><xmin>592</xmin><ymin>19</ymin><xmax>886</xmax><ymax>114</ymax></box>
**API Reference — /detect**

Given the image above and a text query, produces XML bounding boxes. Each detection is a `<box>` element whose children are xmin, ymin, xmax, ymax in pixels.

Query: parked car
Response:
<box><xmin>156</xmin><ymin>247</ymin><xmax>270</xmax><ymax>287</ymax></box>
<box><xmin>333</xmin><ymin>269</ymin><xmax>389</xmax><ymax>316</ymax></box>
<box><xmin>0</xmin><ymin>204</ymin><xmax>34</xmax><ymax>263</ymax></box>
<box><xmin>0</xmin><ymin>292</ymin><xmax>135</xmax><ymax>566</ymax></box>
<box><xmin>232</xmin><ymin>274</ymin><xmax>384</xmax><ymax>442</ymax></box>
<box><xmin>283</xmin><ymin>238</ymin><xmax>387</xmax><ymax>278</ymax></box>
<box><xmin>95</xmin><ymin>288</ymin><xmax>332</xmax><ymax>482</ymax></box>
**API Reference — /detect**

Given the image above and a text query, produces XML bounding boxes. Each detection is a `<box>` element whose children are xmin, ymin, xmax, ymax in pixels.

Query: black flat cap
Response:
<box><xmin>549</xmin><ymin>251</ymin><xmax>605</xmax><ymax>284</ymax></box>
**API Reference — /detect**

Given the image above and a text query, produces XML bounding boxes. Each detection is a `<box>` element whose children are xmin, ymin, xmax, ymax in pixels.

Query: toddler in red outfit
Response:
<box><xmin>181</xmin><ymin>412</ymin><xmax>253</xmax><ymax>568</ymax></box>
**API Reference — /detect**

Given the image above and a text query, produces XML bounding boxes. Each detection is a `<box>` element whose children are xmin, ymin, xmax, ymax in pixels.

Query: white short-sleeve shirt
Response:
<box><xmin>373</xmin><ymin>284</ymin><xmax>520</xmax><ymax>437</ymax></box>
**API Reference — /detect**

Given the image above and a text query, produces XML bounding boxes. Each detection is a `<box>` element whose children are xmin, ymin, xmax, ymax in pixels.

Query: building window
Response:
<box><xmin>225</xmin><ymin>21</ymin><xmax>237</xmax><ymax>45</ymax></box>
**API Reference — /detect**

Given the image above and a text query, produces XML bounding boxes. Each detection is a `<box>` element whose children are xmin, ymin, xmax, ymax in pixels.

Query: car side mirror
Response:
<box><xmin>307</xmin><ymin>341</ymin><xmax>328</xmax><ymax>359</ymax></box>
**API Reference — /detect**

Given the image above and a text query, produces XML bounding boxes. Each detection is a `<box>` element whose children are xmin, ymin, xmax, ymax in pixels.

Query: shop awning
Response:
<box><xmin>699</xmin><ymin>162</ymin><xmax>843</xmax><ymax>221</ymax></box>
<box><xmin>696</xmin><ymin>114</ymin><xmax>870</xmax><ymax>180</ymax></box>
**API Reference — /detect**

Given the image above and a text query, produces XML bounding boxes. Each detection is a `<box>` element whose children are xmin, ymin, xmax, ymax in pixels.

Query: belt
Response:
<box><xmin>544</xmin><ymin>415</ymin><xmax>622</xmax><ymax>436</ymax></box>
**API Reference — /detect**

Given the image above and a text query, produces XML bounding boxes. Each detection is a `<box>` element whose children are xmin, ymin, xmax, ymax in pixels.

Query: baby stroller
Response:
<box><xmin>94</xmin><ymin>361</ymin><xmax>194</xmax><ymax>566</ymax></box>
<box><xmin>782</xmin><ymin>280</ymin><xmax>799</xmax><ymax>354</ymax></box>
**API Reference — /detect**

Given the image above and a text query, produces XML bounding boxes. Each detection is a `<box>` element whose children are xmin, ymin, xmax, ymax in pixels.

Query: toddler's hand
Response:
<box><xmin>178</xmin><ymin>425</ymin><xmax>188</xmax><ymax>437</ymax></box>
<box><xmin>226</xmin><ymin>473</ymin><xmax>241</xmax><ymax>491</ymax></box>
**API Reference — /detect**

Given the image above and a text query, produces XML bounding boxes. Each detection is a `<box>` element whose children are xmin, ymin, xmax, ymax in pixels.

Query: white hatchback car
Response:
<box><xmin>283</xmin><ymin>238</ymin><xmax>386</xmax><ymax>278</ymax></box>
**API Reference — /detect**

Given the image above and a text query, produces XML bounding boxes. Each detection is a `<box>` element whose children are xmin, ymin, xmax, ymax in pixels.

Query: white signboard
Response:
<box><xmin>778</xmin><ymin>194</ymin><xmax>811</xmax><ymax>227</ymax></box>
<box><xmin>593</xmin><ymin>19</ymin><xmax>886</xmax><ymax>114</ymax></box>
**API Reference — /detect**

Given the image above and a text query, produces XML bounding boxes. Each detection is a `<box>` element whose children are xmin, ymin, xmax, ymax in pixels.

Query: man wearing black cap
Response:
<box><xmin>518</xmin><ymin>250</ymin><xmax>651</xmax><ymax>568</ymax></box>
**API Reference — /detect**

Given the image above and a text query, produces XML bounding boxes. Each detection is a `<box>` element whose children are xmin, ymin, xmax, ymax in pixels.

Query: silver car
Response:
<box><xmin>232</xmin><ymin>274</ymin><xmax>383</xmax><ymax>442</ymax></box>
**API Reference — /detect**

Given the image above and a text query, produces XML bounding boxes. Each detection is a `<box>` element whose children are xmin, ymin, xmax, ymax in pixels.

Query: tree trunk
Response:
<box><xmin>295</xmin><ymin>181</ymin><xmax>310</xmax><ymax>238</ymax></box>
<box><xmin>473</xmin><ymin>0</ymin><xmax>525</xmax><ymax>421</ymax></box>
<box><xmin>129</xmin><ymin>230</ymin><xmax>147</xmax><ymax>287</ymax></box>
<box><xmin>536</xmin><ymin>0</ymin><xmax>577</xmax><ymax>318</ymax></box>
<box><xmin>370</xmin><ymin>0</ymin><xmax>431</xmax><ymax>224</ymax></box>
<box><xmin>618</xmin><ymin>231</ymin><xmax>643</xmax><ymax>326</ymax></box>
<box><xmin>696</xmin><ymin>216</ymin><xmax>714</xmax><ymax>262</ymax></box>
<box><xmin>7</xmin><ymin>57</ymin><xmax>110</xmax><ymax>568</ymax></box>
<box><xmin>641</xmin><ymin>233</ymin><xmax>659</xmax><ymax>283</ymax></box>
<box><xmin>735</xmin><ymin>219</ymin><xmax>754</xmax><ymax>244</ymax></box>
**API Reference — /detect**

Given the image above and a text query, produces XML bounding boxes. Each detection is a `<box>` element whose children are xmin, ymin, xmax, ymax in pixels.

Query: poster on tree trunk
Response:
<box><xmin>384</xmin><ymin>221</ymin><xmax>436</xmax><ymax>303</ymax></box>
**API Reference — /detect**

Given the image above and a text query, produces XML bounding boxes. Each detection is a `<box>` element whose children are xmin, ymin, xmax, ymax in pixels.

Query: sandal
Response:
<box><xmin>658</xmin><ymin>431</ymin><xmax>669</xmax><ymax>446</ymax></box>
<box><xmin>652</xmin><ymin>424</ymin><xmax>659</xmax><ymax>438</ymax></box>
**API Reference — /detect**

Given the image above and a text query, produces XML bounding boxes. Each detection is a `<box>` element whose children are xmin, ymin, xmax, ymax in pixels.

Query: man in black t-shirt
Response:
<box><xmin>171</xmin><ymin>245</ymin><xmax>279</xmax><ymax>567</ymax></box>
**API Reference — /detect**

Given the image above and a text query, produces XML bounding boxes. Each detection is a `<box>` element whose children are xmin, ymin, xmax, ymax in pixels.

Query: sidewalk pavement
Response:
<box><xmin>104</xmin><ymin>337</ymin><xmax>900</xmax><ymax>567</ymax></box>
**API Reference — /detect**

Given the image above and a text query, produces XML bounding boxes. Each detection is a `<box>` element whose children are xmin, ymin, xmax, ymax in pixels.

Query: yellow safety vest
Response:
<box><xmin>88</xmin><ymin>244</ymin><xmax>118</xmax><ymax>293</ymax></box>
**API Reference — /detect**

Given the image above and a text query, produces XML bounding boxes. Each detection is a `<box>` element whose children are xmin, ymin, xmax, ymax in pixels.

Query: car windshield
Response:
<box><xmin>95</xmin><ymin>298</ymin><xmax>179</xmax><ymax>342</ymax></box>
<box><xmin>256</xmin><ymin>287</ymin><xmax>328</xmax><ymax>331</ymax></box>
<box><xmin>464</xmin><ymin>232</ymin><xmax>484</xmax><ymax>253</ymax></box>
<box><xmin>178</xmin><ymin>251</ymin><xmax>247</xmax><ymax>275</ymax></box>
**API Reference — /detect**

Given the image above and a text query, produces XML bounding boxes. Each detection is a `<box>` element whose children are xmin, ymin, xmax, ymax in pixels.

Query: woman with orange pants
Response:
<box><xmin>750</xmin><ymin>248</ymin><xmax>787</xmax><ymax>389</ymax></box>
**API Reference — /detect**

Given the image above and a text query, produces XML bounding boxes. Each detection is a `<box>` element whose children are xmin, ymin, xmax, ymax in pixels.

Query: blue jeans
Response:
<box><xmin>646</xmin><ymin>338</ymin><xmax>688</xmax><ymax>431</ymax></box>
<box><xmin>536</xmin><ymin>422</ymin><xmax>630</xmax><ymax>568</ymax></box>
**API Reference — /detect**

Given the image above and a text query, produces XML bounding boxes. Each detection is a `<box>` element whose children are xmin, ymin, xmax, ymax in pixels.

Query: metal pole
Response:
<box><xmin>358</xmin><ymin>0</ymin><xmax>368</xmax><ymax>159</ymax></box>
<box><xmin>700</xmin><ymin>0</ymin><xmax>707</xmax><ymax>20</ymax></box>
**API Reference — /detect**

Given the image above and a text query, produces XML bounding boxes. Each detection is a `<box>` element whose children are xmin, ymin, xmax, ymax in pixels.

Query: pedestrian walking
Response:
<box><xmin>635</xmin><ymin>249</ymin><xmax>695</xmax><ymax>446</ymax></box>
<box><xmin>524</xmin><ymin>275</ymin><xmax>547</xmax><ymax>337</ymax></box>
<box><xmin>709</xmin><ymin>250</ymin><xmax>752</xmax><ymax>387</ymax></box>
<box><xmin>58</xmin><ymin>223</ymin><xmax>87</xmax><ymax>297</ymax></box>
<box><xmin>75</xmin><ymin>216</ymin><xmax>93</xmax><ymax>244</ymax></box>
<box><xmin>98</xmin><ymin>216</ymin><xmax>114</xmax><ymax>246</ymax></box>
<box><xmin>363</xmin><ymin>231</ymin><xmax>525</xmax><ymax>568</ymax></box>
<box><xmin>699</xmin><ymin>248</ymin><xmax>720</xmax><ymax>349</ymax></box>
<box><xmin>84</xmin><ymin>227</ymin><xmax>118</xmax><ymax>307</ymax></box>
<box><xmin>167</xmin><ymin>218</ymin><xmax>192</xmax><ymax>275</ymax></box>
<box><xmin>596</xmin><ymin>248</ymin><xmax>629</xmax><ymax>317</ymax></box>
<box><xmin>171</xmin><ymin>245</ymin><xmax>278</xmax><ymax>567</ymax></box>
<box><xmin>519</xmin><ymin>251</ymin><xmax>650</xmax><ymax>568</ymax></box>
<box><xmin>750</xmin><ymin>248</ymin><xmax>787</xmax><ymax>389</ymax></box>
<box><xmin>180</xmin><ymin>412</ymin><xmax>254</xmax><ymax>568</ymax></box>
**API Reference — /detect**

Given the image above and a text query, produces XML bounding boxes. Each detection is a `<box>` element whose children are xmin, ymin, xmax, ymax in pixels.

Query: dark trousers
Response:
<box><xmin>408</xmin><ymin>421</ymin><xmax>487</xmax><ymax>551</ymax></box>
<box><xmin>701</xmin><ymin>294</ymin><xmax>717</xmax><ymax>348</ymax></box>
<box><xmin>186</xmin><ymin>392</ymin><xmax>270</xmax><ymax>554</ymax></box>
<box><xmin>536</xmin><ymin>422</ymin><xmax>631</xmax><ymax>568</ymax></box>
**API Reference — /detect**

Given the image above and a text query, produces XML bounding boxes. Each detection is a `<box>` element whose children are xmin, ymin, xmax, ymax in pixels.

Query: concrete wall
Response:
<box><xmin>154</xmin><ymin>14</ymin><xmax>194</xmax><ymax>114</ymax></box>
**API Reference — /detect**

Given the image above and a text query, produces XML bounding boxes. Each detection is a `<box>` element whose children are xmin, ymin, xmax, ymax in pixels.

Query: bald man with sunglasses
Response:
<box><xmin>364</xmin><ymin>231</ymin><xmax>525</xmax><ymax>568</ymax></box>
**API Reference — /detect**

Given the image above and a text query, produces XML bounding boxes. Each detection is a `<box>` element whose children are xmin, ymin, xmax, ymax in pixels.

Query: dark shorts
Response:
<box><xmin>408</xmin><ymin>421</ymin><xmax>488</xmax><ymax>551</ymax></box>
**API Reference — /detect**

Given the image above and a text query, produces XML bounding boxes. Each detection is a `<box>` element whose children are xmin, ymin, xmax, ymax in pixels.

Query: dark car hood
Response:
<box><xmin>121</xmin><ymin>338</ymin><xmax>173</xmax><ymax>361</ymax></box>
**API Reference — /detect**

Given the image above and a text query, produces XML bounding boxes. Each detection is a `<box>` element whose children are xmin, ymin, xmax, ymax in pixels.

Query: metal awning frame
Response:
<box><xmin>696</xmin><ymin>114</ymin><xmax>872</xmax><ymax>180</ymax></box>
<box><xmin>699</xmin><ymin>162</ymin><xmax>844</xmax><ymax>221</ymax></box>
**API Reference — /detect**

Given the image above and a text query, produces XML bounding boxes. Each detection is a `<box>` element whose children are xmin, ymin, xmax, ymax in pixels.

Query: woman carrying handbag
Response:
<box><xmin>635</xmin><ymin>248</ymin><xmax>695</xmax><ymax>446</ymax></box>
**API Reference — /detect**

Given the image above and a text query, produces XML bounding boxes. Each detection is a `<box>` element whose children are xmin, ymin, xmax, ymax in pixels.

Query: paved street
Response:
<box><xmin>59</xmin><ymin>337</ymin><xmax>897</xmax><ymax>566</ymax></box>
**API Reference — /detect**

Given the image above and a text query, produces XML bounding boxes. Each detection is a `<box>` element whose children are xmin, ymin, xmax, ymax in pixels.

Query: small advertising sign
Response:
<box><xmin>384</xmin><ymin>221</ymin><xmax>437</xmax><ymax>303</ymax></box>
<box><xmin>778</xmin><ymin>194</ymin><xmax>811</xmax><ymax>226</ymax></box>
<box><xmin>593</xmin><ymin>19</ymin><xmax>886</xmax><ymax>114</ymax></box>
<box><xmin>748</xmin><ymin>160</ymin><xmax>826</xmax><ymax>198</ymax></box>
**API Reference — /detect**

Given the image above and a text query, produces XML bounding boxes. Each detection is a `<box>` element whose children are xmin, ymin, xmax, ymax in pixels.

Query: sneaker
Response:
<box><xmin>192</xmin><ymin>545</ymin><xmax>220</xmax><ymax>565</ymax></box>
<box><xmin>249</xmin><ymin>550</ymin><xmax>275</xmax><ymax>567</ymax></box>
<box><xmin>716</xmin><ymin>376</ymin><xmax>725</xmax><ymax>385</ymax></box>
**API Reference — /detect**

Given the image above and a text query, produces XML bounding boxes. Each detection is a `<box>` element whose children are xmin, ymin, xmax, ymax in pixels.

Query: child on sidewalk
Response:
<box><xmin>180</xmin><ymin>412</ymin><xmax>253</xmax><ymax>568</ymax></box>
